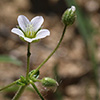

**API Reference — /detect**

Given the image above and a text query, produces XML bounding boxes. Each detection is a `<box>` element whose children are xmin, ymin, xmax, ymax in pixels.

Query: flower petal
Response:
<box><xmin>11</xmin><ymin>28</ymin><xmax>24</xmax><ymax>37</ymax></box>
<box><xmin>36</xmin><ymin>29</ymin><xmax>50</xmax><ymax>39</ymax></box>
<box><xmin>71</xmin><ymin>6</ymin><xmax>76</xmax><ymax>12</ymax></box>
<box><xmin>23</xmin><ymin>37</ymin><xmax>34</xmax><ymax>43</ymax></box>
<box><xmin>31</xmin><ymin>16</ymin><xmax>44</xmax><ymax>31</ymax></box>
<box><xmin>17</xmin><ymin>15</ymin><xmax>29</xmax><ymax>31</ymax></box>
<box><xmin>68</xmin><ymin>6</ymin><xmax>76</xmax><ymax>12</ymax></box>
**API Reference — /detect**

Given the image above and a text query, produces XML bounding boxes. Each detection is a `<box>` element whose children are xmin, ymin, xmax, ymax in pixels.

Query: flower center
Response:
<box><xmin>25</xmin><ymin>24</ymin><xmax>36</xmax><ymax>38</ymax></box>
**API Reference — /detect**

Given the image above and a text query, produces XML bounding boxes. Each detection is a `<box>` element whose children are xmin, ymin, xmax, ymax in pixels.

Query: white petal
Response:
<box><xmin>71</xmin><ymin>6</ymin><xmax>76</xmax><ymax>12</ymax></box>
<box><xmin>17</xmin><ymin>15</ymin><xmax>29</xmax><ymax>31</ymax></box>
<box><xmin>68</xmin><ymin>6</ymin><xmax>76</xmax><ymax>12</ymax></box>
<box><xmin>31</xmin><ymin>16</ymin><xmax>44</xmax><ymax>31</ymax></box>
<box><xmin>35</xmin><ymin>29</ymin><xmax>50</xmax><ymax>39</ymax></box>
<box><xmin>11</xmin><ymin>28</ymin><xmax>24</xmax><ymax>37</ymax></box>
<box><xmin>23</xmin><ymin>37</ymin><xmax>34</xmax><ymax>43</ymax></box>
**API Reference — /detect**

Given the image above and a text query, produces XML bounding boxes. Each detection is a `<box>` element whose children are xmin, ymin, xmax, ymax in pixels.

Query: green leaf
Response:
<box><xmin>0</xmin><ymin>55</ymin><xmax>22</xmax><ymax>66</ymax></box>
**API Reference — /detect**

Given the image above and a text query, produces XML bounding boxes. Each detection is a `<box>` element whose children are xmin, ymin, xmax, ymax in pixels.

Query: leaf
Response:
<box><xmin>0</xmin><ymin>55</ymin><xmax>22</xmax><ymax>66</ymax></box>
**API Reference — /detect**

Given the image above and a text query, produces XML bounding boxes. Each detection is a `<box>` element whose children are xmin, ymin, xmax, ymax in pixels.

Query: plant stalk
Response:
<box><xmin>31</xmin><ymin>25</ymin><xmax>67</xmax><ymax>77</ymax></box>
<box><xmin>26</xmin><ymin>43</ymin><xmax>31</xmax><ymax>81</ymax></box>
<box><xmin>0</xmin><ymin>79</ymin><xmax>20</xmax><ymax>91</ymax></box>
<box><xmin>12</xmin><ymin>86</ymin><xmax>26</xmax><ymax>100</ymax></box>
<box><xmin>30</xmin><ymin>81</ymin><xmax>44</xmax><ymax>100</ymax></box>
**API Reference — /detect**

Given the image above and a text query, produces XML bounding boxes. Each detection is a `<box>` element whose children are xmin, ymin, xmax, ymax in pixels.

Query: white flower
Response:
<box><xmin>11</xmin><ymin>15</ymin><xmax>50</xmax><ymax>43</ymax></box>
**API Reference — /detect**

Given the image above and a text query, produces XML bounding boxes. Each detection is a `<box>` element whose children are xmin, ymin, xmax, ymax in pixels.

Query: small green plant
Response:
<box><xmin>0</xmin><ymin>6</ymin><xmax>76</xmax><ymax>100</ymax></box>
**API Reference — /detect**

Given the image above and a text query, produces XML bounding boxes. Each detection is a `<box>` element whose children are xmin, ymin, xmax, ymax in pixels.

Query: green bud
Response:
<box><xmin>62</xmin><ymin>6</ymin><xmax>76</xmax><ymax>26</ymax></box>
<box><xmin>41</xmin><ymin>77</ymin><xmax>58</xmax><ymax>87</ymax></box>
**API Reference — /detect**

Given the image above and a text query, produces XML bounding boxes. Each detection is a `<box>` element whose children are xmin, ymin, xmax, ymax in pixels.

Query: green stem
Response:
<box><xmin>26</xmin><ymin>43</ymin><xmax>31</xmax><ymax>81</ymax></box>
<box><xmin>0</xmin><ymin>80</ymin><xmax>20</xmax><ymax>91</ymax></box>
<box><xmin>12</xmin><ymin>86</ymin><xmax>26</xmax><ymax>100</ymax></box>
<box><xmin>31</xmin><ymin>25</ymin><xmax>67</xmax><ymax>77</ymax></box>
<box><xmin>30</xmin><ymin>81</ymin><xmax>44</xmax><ymax>100</ymax></box>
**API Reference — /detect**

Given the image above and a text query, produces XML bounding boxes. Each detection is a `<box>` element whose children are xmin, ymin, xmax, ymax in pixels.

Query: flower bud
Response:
<box><xmin>62</xmin><ymin>6</ymin><xmax>76</xmax><ymax>26</ymax></box>
<box><xmin>41</xmin><ymin>77</ymin><xmax>58</xmax><ymax>87</ymax></box>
